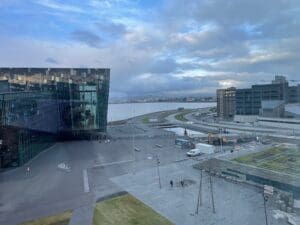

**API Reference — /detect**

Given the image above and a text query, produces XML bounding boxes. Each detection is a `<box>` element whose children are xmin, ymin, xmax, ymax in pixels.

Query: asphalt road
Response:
<box><xmin>0</xmin><ymin>141</ymin><xmax>96</xmax><ymax>225</ymax></box>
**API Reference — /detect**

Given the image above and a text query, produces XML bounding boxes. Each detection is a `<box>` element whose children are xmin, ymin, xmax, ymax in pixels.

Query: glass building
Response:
<box><xmin>0</xmin><ymin>68</ymin><xmax>110</xmax><ymax>168</ymax></box>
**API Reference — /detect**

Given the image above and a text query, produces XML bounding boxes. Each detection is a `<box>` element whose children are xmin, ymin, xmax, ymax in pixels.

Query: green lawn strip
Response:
<box><xmin>260</xmin><ymin>160</ymin><xmax>289</xmax><ymax>173</ymax></box>
<box><xmin>233</xmin><ymin>147</ymin><xmax>300</xmax><ymax>176</ymax></box>
<box><xmin>21</xmin><ymin>211</ymin><xmax>72</xmax><ymax>225</ymax></box>
<box><xmin>142</xmin><ymin>117</ymin><xmax>149</xmax><ymax>123</ymax></box>
<box><xmin>93</xmin><ymin>194</ymin><xmax>173</xmax><ymax>225</ymax></box>
<box><xmin>174</xmin><ymin>112</ymin><xmax>189</xmax><ymax>122</ymax></box>
<box><xmin>159</xmin><ymin>111</ymin><xmax>177</xmax><ymax>121</ymax></box>
<box><xmin>233</xmin><ymin>147</ymin><xmax>288</xmax><ymax>165</ymax></box>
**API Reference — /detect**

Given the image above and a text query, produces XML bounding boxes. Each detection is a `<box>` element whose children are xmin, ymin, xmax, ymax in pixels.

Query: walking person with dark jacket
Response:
<box><xmin>180</xmin><ymin>180</ymin><xmax>184</xmax><ymax>187</ymax></box>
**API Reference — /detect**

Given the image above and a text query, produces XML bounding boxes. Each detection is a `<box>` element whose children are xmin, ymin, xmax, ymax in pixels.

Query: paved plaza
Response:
<box><xmin>0</xmin><ymin>122</ymin><xmax>190</xmax><ymax>225</ymax></box>
<box><xmin>111</xmin><ymin>160</ymin><xmax>288</xmax><ymax>225</ymax></box>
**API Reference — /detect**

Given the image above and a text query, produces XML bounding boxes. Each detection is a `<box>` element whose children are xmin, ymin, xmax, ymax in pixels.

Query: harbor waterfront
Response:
<box><xmin>107</xmin><ymin>102</ymin><xmax>216</xmax><ymax>122</ymax></box>
<box><xmin>2</xmin><ymin>1</ymin><xmax>300</xmax><ymax>224</ymax></box>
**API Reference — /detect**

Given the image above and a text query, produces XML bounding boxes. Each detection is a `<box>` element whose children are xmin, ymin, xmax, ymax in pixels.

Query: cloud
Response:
<box><xmin>95</xmin><ymin>21</ymin><xmax>127</xmax><ymax>40</ymax></box>
<box><xmin>34</xmin><ymin>0</ymin><xmax>83</xmax><ymax>13</ymax></box>
<box><xmin>45</xmin><ymin>57</ymin><xmax>59</xmax><ymax>64</ymax></box>
<box><xmin>89</xmin><ymin>0</ymin><xmax>131</xmax><ymax>9</ymax></box>
<box><xmin>149</xmin><ymin>58</ymin><xmax>178</xmax><ymax>74</ymax></box>
<box><xmin>1</xmin><ymin>0</ymin><xmax>300</xmax><ymax>98</ymax></box>
<box><xmin>163</xmin><ymin>0</ymin><xmax>298</xmax><ymax>28</ymax></box>
<box><xmin>0</xmin><ymin>0</ymin><xmax>19</xmax><ymax>7</ymax></box>
<box><xmin>71</xmin><ymin>30</ymin><xmax>102</xmax><ymax>47</ymax></box>
<box><xmin>124</xmin><ymin>73</ymin><xmax>219</xmax><ymax>96</ymax></box>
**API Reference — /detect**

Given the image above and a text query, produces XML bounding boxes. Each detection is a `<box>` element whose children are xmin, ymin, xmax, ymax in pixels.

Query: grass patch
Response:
<box><xmin>209</xmin><ymin>107</ymin><xmax>216</xmax><ymax>112</ymax></box>
<box><xmin>159</xmin><ymin>111</ymin><xmax>177</xmax><ymax>122</ymax></box>
<box><xmin>234</xmin><ymin>147</ymin><xmax>286</xmax><ymax>164</ymax></box>
<box><xmin>21</xmin><ymin>211</ymin><xmax>72</xmax><ymax>225</ymax></box>
<box><xmin>93</xmin><ymin>194</ymin><xmax>173</xmax><ymax>225</ymax></box>
<box><xmin>142</xmin><ymin>117</ymin><xmax>149</xmax><ymax>123</ymax></box>
<box><xmin>174</xmin><ymin>112</ymin><xmax>189</xmax><ymax>122</ymax></box>
<box><xmin>233</xmin><ymin>146</ymin><xmax>300</xmax><ymax>176</ymax></box>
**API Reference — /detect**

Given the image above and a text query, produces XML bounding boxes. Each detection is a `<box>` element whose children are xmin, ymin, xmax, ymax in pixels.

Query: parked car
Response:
<box><xmin>186</xmin><ymin>149</ymin><xmax>203</xmax><ymax>157</ymax></box>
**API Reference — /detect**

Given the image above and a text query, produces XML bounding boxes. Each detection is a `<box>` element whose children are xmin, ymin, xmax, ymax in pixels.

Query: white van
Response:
<box><xmin>186</xmin><ymin>148</ymin><xmax>202</xmax><ymax>157</ymax></box>
<box><xmin>195</xmin><ymin>143</ymin><xmax>215</xmax><ymax>154</ymax></box>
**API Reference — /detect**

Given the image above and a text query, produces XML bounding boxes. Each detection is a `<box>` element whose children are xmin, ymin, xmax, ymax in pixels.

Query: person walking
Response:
<box><xmin>170</xmin><ymin>180</ymin><xmax>173</xmax><ymax>188</ymax></box>
<box><xmin>180</xmin><ymin>180</ymin><xmax>184</xmax><ymax>188</ymax></box>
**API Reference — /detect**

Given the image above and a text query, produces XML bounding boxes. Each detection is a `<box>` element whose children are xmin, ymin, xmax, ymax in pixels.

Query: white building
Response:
<box><xmin>285</xmin><ymin>104</ymin><xmax>300</xmax><ymax>119</ymax></box>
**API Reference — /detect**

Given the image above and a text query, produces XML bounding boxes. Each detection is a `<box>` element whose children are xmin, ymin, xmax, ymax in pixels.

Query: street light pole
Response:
<box><xmin>263</xmin><ymin>195</ymin><xmax>269</xmax><ymax>225</ymax></box>
<box><xmin>196</xmin><ymin>169</ymin><xmax>203</xmax><ymax>214</ymax></box>
<box><xmin>156</xmin><ymin>156</ymin><xmax>162</xmax><ymax>189</ymax></box>
<box><xmin>209</xmin><ymin>174</ymin><xmax>216</xmax><ymax>214</ymax></box>
<box><xmin>131</xmin><ymin>120</ymin><xmax>136</xmax><ymax>175</ymax></box>
<box><xmin>219</xmin><ymin>127</ymin><xmax>223</xmax><ymax>152</ymax></box>
<box><xmin>130</xmin><ymin>106</ymin><xmax>137</xmax><ymax>175</ymax></box>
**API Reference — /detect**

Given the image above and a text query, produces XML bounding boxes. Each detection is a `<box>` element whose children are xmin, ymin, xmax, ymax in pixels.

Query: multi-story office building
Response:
<box><xmin>236</xmin><ymin>82</ymin><xmax>288</xmax><ymax>115</ymax></box>
<box><xmin>288</xmin><ymin>84</ymin><xmax>300</xmax><ymax>103</ymax></box>
<box><xmin>272</xmin><ymin>75</ymin><xmax>289</xmax><ymax>85</ymax></box>
<box><xmin>0</xmin><ymin>68</ymin><xmax>110</xmax><ymax>168</ymax></box>
<box><xmin>217</xmin><ymin>76</ymin><xmax>300</xmax><ymax>118</ymax></box>
<box><xmin>236</xmin><ymin>76</ymin><xmax>298</xmax><ymax>115</ymax></box>
<box><xmin>216</xmin><ymin>87</ymin><xmax>236</xmax><ymax>119</ymax></box>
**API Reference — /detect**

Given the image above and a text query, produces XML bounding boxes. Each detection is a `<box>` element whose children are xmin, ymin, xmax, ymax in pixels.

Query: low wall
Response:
<box><xmin>234</xmin><ymin>115</ymin><xmax>258</xmax><ymax>123</ymax></box>
<box><xmin>194</xmin><ymin>158</ymin><xmax>300</xmax><ymax>198</ymax></box>
<box><xmin>257</xmin><ymin>117</ymin><xmax>300</xmax><ymax>132</ymax></box>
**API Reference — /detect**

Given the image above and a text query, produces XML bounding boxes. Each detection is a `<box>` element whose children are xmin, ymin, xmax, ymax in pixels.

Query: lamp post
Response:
<box><xmin>196</xmin><ymin>169</ymin><xmax>203</xmax><ymax>214</ymax></box>
<box><xmin>263</xmin><ymin>195</ymin><xmax>269</xmax><ymax>225</ymax></box>
<box><xmin>131</xmin><ymin>123</ymin><xmax>137</xmax><ymax>175</ymax></box>
<box><xmin>219</xmin><ymin>127</ymin><xmax>223</xmax><ymax>152</ymax></box>
<box><xmin>147</xmin><ymin>153</ymin><xmax>162</xmax><ymax>189</ymax></box>
<box><xmin>156</xmin><ymin>155</ymin><xmax>162</xmax><ymax>189</ymax></box>
<box><xmin>130</xmin><ymin>106</ymin><xmax>137</xmax><ymax>175</ymax></box>
<box><xmin>209</xmin><ymin>174</ymin><xmax>216</xmax><ymax>214</ymax></box>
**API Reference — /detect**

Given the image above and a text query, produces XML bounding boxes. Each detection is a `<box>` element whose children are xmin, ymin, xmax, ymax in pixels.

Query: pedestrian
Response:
<box><xmin>170</xmin><ymin>180</ymin><xmax>173</xmax><ymax>188</ymax></box>
<box><xmin>180</xmin><ymin>180</ymin><xmax>184</xmax><ymax>188</ymax></box>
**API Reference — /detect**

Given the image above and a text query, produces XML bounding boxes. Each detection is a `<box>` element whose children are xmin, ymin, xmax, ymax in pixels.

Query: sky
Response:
<box><xmin>0</xmin><ymin>0</ymin><xmax>300</xmax><ymax>99</ymax></box>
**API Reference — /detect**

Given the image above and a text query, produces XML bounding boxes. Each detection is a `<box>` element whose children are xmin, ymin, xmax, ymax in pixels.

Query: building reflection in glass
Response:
<box><xmin>0</xmin><ymin>68</ymin><xmax>110</xmax><ymax>168</ymax></box>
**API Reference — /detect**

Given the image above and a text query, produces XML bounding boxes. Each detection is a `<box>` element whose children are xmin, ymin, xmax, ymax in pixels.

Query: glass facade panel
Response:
<box><xmin>0</xmin><ymin>68</ymin><xmax>110</xmax><ymax>168</ymax></box>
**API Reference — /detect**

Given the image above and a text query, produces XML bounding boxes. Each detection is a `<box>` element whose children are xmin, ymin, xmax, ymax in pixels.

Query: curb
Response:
<box><xmin>96</xmin><ymin>191</ymin><xmax>128</xmax><ymax>203</ymax></box>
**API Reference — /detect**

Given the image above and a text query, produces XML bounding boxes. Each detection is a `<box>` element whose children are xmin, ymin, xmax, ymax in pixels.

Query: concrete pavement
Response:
<box><xmin>111</xmin><ymin>159</ymin><xmax>288</xmax><ymax>225</ymax></box>
<box><xmin>0</xmin><ymin>121</ymin><xmax>191</xmax><ymax>225</ymax></box>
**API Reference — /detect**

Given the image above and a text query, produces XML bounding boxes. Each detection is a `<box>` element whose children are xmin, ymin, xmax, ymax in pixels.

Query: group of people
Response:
<box><xmin>169</xmin><ymin>179</ymin><xmax>185</xmax><ymax>188</ymax></box>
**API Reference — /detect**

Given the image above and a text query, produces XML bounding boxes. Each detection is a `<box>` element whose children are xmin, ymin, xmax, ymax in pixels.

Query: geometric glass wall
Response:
<box><xmin>0</xmin><ymin>68</ymin><xmax>110</xmax><ymax>168</ymax></box>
